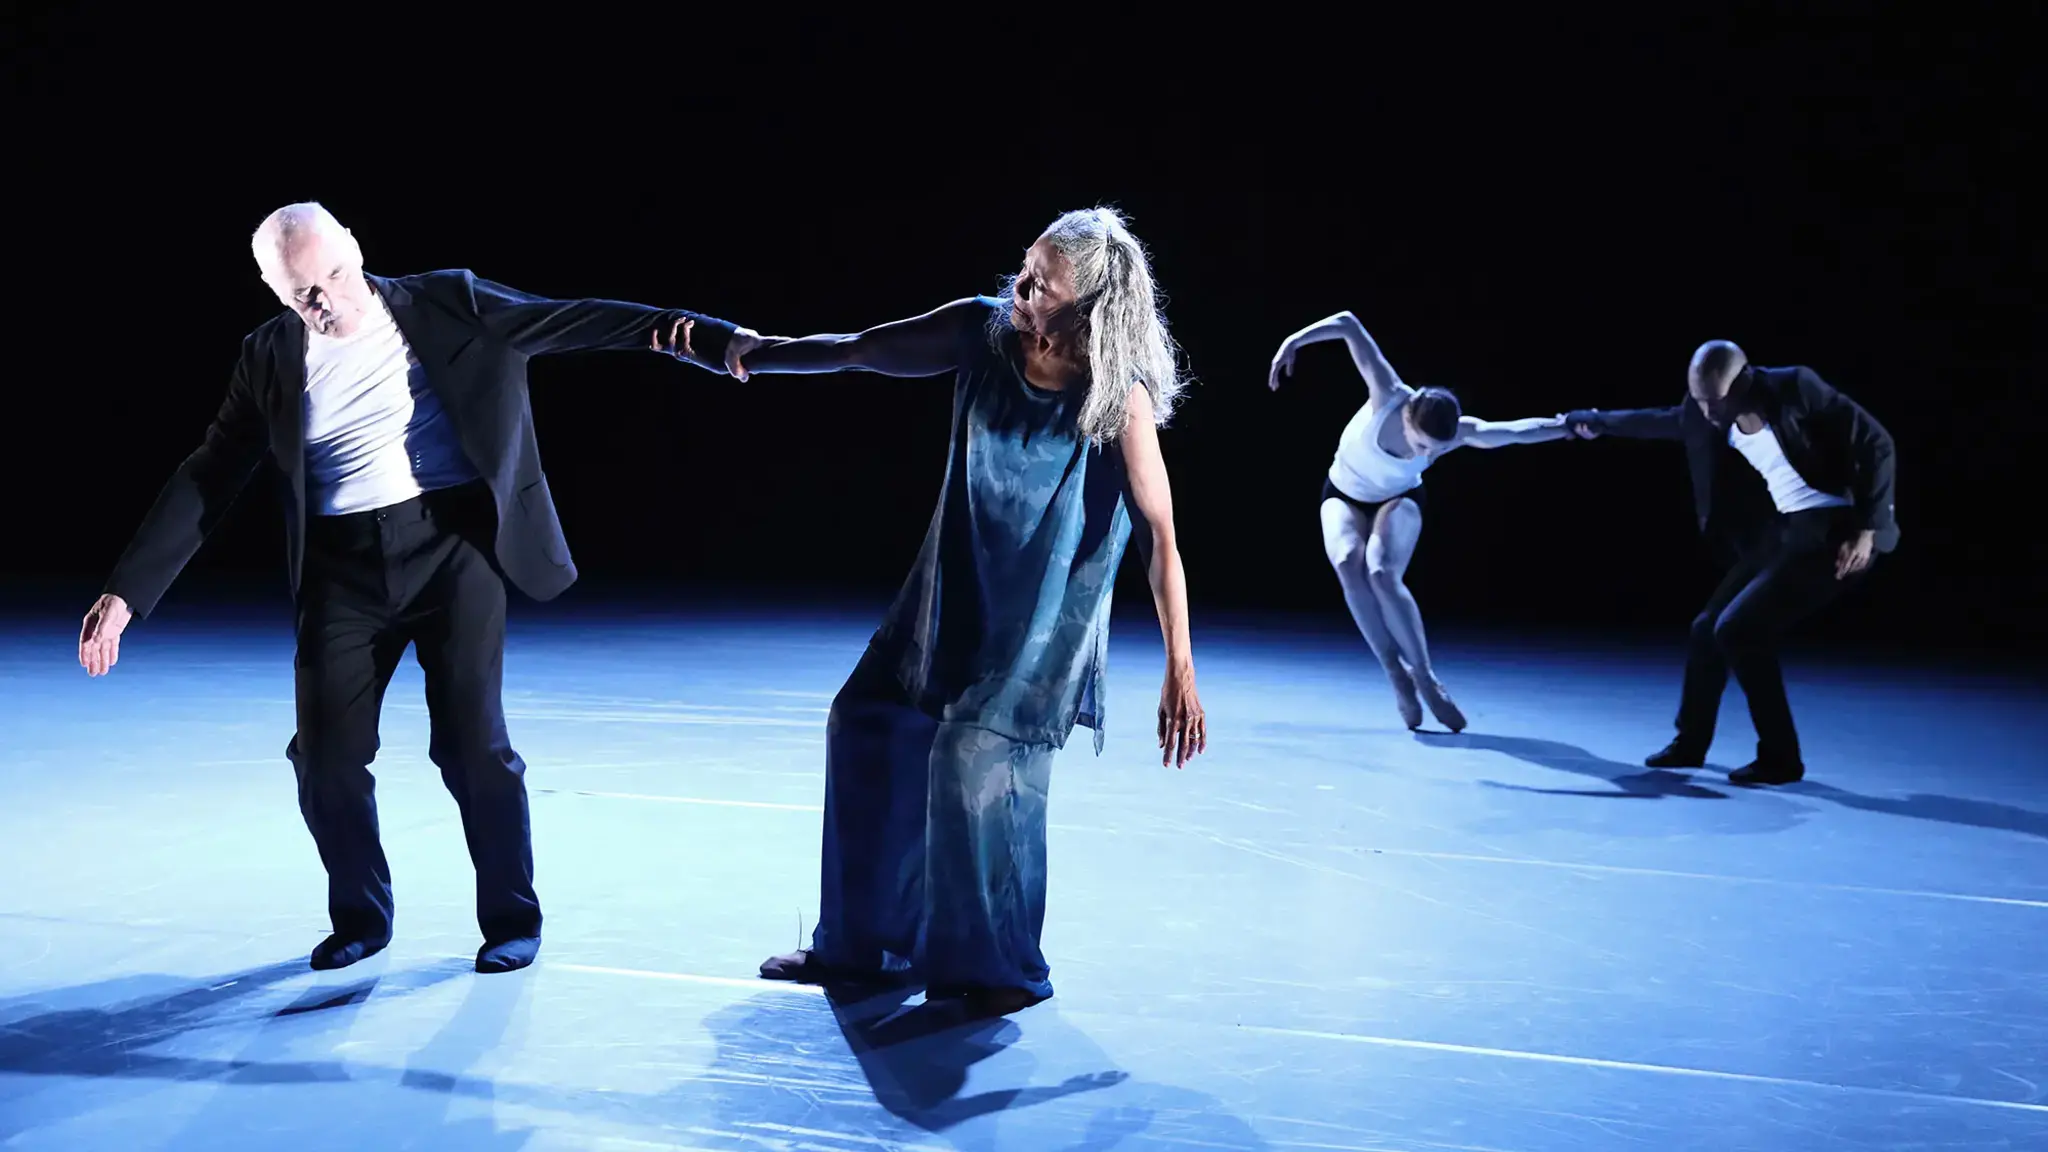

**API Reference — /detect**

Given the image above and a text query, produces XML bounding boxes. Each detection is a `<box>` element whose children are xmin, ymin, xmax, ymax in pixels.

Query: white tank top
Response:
<box><xmin>1728</xmin><ymin>421</ymin><xmax>1850</xmax><ymax>514</ymax></box>
<box><xmin>1328</xmin><ymin>390</ymin><xmax>1434</xmax><ymax>502</ymax></box>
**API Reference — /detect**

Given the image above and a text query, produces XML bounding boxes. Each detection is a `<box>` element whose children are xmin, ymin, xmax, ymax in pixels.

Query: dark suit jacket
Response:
<box><xmin>104</xmin><ymin>269</ymin><xmax>736</xmax><ymax>619</ymax></box>
<box><xmin>1567</xmin><ymin>364</ymin><xmax>1900</xmax><ymax>558</ymax></box>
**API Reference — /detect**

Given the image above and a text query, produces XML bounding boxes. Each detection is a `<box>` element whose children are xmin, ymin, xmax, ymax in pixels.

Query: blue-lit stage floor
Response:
<box><xmin>2</xmin><ymin>603</ymin><xmax>2043</xmax><ymax>1150</ymax></box>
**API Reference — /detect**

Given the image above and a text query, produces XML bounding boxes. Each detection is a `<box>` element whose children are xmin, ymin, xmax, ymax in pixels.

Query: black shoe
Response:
<box><xmin>1644</xmin><ymin>741</ymin><xmax>1707</xmax><ymax>769</ymax></box>
<box><xmin>1728</xmin><ymin>759</ymin><xmax>1804</xmax><ymax>786</ymax></box>
<box><xmin>310</xmin><ymin>933</ymin><xmax>390</xmax><ymax>971</ymax></box>
<box><xmin>476</xmin><ymin>936</ymin><xmax>540</xmax><ymax>974</ymax></box>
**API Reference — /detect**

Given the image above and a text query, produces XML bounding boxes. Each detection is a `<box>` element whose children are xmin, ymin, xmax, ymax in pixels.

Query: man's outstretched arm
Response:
<box><xmin>1566</xmin><ymin>404</ymin><xmax>1686</xmax><ymax>440</ymax></box>
<box><xmin>461</xmin><ymin>271</ymin><xmax>740</xmax><ymax>369</ymax></box>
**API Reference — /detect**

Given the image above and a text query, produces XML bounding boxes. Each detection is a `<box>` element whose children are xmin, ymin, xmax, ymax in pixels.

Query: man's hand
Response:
<box><xmin>1569</xmin><ymin>412</ymin><xmax>1604</xmax><ymax>439</ymax></box>
<box><xmin>1836</xmin><ymin>530</ymin><xmax>1876</xmax><ymax>579</ymax></box>
<box><xmin>650</xmin><ymin>317</ymin><xmax>697</xmax><ymax>361</ymax></box>
<box><xmin>1157</xmin><ymin>660</ymin><xmax>1206</xmax><ymax>769</ymax></box>
<box><xmin>79</xmin><ymin>594</ymin><xmax>133</xmax><ymax>677</ymax></box>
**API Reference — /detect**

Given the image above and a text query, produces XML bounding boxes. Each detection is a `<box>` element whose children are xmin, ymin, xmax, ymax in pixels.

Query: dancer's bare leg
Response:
<box><xmin>1321</xmin><ymin>498</ymin><xmax>1422</xmax><ymax>728</ymax></box>
<box><xmin>1364</xmin><ymin>498</ymin><xmax>1466</xmax><ymax>732</ymax></box>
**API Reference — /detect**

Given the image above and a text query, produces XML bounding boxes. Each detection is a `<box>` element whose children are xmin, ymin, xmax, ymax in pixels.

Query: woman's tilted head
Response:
<box><xmin>996</xmin><ymin>206</ymin><xmax>1188</xmax><ymax>443</ymax></box>
<box><xmin>1401</xmin><ymin>386</ymin><xmax>1463</xmax><ymax>457</ymax></box>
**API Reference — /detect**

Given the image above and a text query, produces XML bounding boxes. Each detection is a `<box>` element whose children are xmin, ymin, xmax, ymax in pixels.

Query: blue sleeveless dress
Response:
<box><xmin>809</xmin><ymin>295</ymin><xmax>1135</xmax><ymax>998</ymax></box>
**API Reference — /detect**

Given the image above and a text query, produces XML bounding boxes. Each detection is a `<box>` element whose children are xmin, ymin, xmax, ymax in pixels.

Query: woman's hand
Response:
<box><xmin>1157</xmin><ymin>660</ymin><xmax>1206</xmax><ymax>768</ymax></box>
<box><xmin>725</xmin><ymin>328</ymin><xmax>766</xmax><ymax>380</ymax></box>
<box><xmin>1267</xmin><ymin>342</ymin><xmax>1297</xmax><ymax>391</ymax></box>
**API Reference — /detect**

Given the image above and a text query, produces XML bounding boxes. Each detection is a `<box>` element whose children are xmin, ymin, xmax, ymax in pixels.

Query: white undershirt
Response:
<box><xmin>1328</xmin><ymin>391</ymin><xmax>1433</xmax><ymax>502</ymax></box>
<box><xmin>302</xmin><ymin>293</ymin><xmax>478</xmax><ymax>516</ymax></box>
<box><xmin>1728</xmin><ymin>421</ymin><xmax>1850</xmax><ymax>514</ymax></box>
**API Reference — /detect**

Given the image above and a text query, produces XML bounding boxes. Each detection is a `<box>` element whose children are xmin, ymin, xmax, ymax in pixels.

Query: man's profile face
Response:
<box><xmin>263</xmin><ymin>228</ymin><xmax>375</xmax><ymax>338</ymax></box>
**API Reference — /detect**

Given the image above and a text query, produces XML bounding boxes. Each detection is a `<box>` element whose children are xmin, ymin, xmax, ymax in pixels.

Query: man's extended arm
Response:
<box><xmin>102</xmin><ymin>344</ymin><xmax>272</xmax><ymax>621</ymax></box>
<box><xmin>462</xmin><ymin>271</ymin><xmax>739</xmax><ymax>368</ymax></box>
<box><xmin>1566</xmin><ymin>404</ymin><xmax>1686</xmax><ymax>440</ymax></box>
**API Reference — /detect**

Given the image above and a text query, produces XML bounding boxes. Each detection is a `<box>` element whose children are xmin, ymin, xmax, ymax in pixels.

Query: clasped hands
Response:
<box><xmin>651</xmin><ymin>318</ymin><xmax>769</xmax><ymax>382</ymax></box>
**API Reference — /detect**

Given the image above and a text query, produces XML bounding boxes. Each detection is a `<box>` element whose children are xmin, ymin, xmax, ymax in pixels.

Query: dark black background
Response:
<box><xmin>8</xmin><ymin>6</ymin><xmax>2037</xmax><ymax>660</ymax></box>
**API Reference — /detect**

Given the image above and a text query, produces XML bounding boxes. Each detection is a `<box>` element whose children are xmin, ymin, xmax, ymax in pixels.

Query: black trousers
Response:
<box><xmin>287</xmin><ymin>481</ymin><xmax>540</xmax><ymax>944</ymax></box>
<box><xmin>1675</xmin><ymin>506</ymin><xmax>1870</xmax><ymax>763</ymax></box>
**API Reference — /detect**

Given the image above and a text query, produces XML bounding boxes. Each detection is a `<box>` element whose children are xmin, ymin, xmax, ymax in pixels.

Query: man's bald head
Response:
<box><xmin>1687</xmin><ymin>339</ymin><xmax>1751</xmax><ymax>426</ymax></box>
<box><xmin>252</xmin><ymin>202</ymin><xmax>375</xmax><ymax>337</ymax></box>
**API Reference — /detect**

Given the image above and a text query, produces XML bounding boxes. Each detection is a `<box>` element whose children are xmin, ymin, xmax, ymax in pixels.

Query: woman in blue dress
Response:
<box><xmin>667</xmin><ymin>207</ymin><xmax>1205</xmax><ymax>1015</ymax></box>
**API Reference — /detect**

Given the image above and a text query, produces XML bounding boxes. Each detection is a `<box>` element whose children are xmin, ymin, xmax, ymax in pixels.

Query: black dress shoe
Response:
<box><xmin>1728</xmin><ymin>759</ymin><xmax>1804</xmax><ymax>786</ymax></box>
<box><xmin>476</xmin><ymin>936</ymin><xmax>540</xmax><ymax>973</ymax></box>
<box><xmin>310</xmin><ymin>933</ymin><xmax>390</xmax><ymax>971</ymax></box>
<box><xmin>1644</xmin><ymin>741</ymin><xmax>1707</xmax><ymax>769</ymax></box>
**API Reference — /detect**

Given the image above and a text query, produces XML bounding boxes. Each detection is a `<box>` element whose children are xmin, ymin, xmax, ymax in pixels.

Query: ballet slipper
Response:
<box><xmin>1416</xmin><ymin>675</ymin><xmax>1467</xmax><ymax>733</ymax></box>
<box><xmin>1388</xmin><ymin>664</ymin><xmax>1424</xmax><ymax>729</ymax></box>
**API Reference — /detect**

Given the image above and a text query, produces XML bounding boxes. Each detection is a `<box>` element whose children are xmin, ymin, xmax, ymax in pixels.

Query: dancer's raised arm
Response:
<box><xmin>1268</xmin><ymin>310</ymin><xmax>1406</xmax><ymax>401</ymax></box>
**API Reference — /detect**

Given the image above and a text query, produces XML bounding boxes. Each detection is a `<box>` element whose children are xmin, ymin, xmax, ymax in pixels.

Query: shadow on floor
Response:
<box><xmin>0</xmin><ymin>956</ymin><xmax>480</xmax><ymax>1145</ymax></box>
<box><xmin>1418</xmin><ymin>732</ymin><xmax>1731</xmax><ymax>799</ymax></box>
<box><xmin>1787</xmin><ymin>781</ymin><xmax>2048</xmax><ymax>841</ymax></box>
<box><xmin>690</xmin><ymin>984</ymin><xmax>1275</xmax><ymax>1148</ymax></box>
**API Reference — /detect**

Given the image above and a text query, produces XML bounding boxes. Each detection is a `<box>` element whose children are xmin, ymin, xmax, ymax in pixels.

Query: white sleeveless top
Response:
<box><xmin>1728</xmin><ymin>421</ymin><xmax>1850</xmax><ymax>514</ymax></box>
<box><xmin>1328</xmin><ymin>389</ymin><xmax>1434</xmax><ymax>502</ymax></box>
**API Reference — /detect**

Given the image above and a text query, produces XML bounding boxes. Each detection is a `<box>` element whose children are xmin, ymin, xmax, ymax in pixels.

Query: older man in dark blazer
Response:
<box><xmin>1568</xmin><ymin>340</ymin><xmax>1898</xmax><ymax>786</ymax></box>
<box><xmin>76</xmin><ymin>202</ymin><xmax>745</xmax><ymax>972</ymax></box>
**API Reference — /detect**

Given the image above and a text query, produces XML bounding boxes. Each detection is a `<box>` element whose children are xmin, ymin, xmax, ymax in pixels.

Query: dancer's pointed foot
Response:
<box><xmin>475</xmin><ymin>936</ymin><xmax>540</xmax><ymax>973</ymax></box>
<box><xmin>310</xmin><ymin>932</ymin><xmax>389</xmax><ymax>971</ymax></box>
<box><xmin>1416</xmin><ymin>674</ymin><xmax>1467</xmax><ymax>733</ymax></box>
<box><xmin>1387</xmin><ymin>665</ymin><xmax>1424</xmax><ymax>729</ymax></box>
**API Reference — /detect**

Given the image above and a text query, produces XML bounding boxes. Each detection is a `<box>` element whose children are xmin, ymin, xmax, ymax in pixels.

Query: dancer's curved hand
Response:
<box><xmin>79</xmin><ymin>593</ymin><xmax>132</xmax><ymax>677</ymax></box>
<box><xmin>1157</xmin><ymin>661</ymin><xmax>1206</xmax><ymax>768</ymax></box>
<box><xmin>1267</xmin><ymin>345</ymin><xmax>1296</xmax><ymax>391</ymax></box>
<box><xmin>1570</xmin><ymin>419</ymin><xmax>1603</xmax><ymax>439</ymax></box>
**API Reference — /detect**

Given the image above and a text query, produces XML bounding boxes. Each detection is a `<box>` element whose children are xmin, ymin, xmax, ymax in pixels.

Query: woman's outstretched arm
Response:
<box><xmin>1453</xmin><ymin>413</ymin><xmax>1573</xmax><ymax>449</ymax></box>
<box><xmin>658</xmin><ymin>298</ymin><xmax>983</xmax><ymax>380</ymax></box>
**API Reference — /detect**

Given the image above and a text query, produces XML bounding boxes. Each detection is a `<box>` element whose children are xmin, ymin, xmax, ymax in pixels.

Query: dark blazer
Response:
<box><xmin>1567</xmin><ymin>364</ymin><xmax>1900</xmax><ymax>557</ymax></box>
<box><xmin>104</xmin><ymin>269</ymin><xmax>736</xmax><ymax>618</ymax></box>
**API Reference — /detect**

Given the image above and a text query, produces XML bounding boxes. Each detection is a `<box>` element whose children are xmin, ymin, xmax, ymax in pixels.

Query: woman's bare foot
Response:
<box><xmin>1387</xmin><ymin>664</ymin><xmax>1424</xmax><ymax>729</ymax></box>
<box><xmin>1415</xmin><ymin>674</ymin><xmax>1467</xmax><ymax>733</ymax></box>
<box><xmin>928</xmin><ymin>985</ymin><xmax>1049</xmax><ymax>1017</ymax></box>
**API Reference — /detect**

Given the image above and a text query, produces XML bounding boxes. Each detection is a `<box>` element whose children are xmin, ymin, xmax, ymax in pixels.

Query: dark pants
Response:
<box><xmin>287</xmin><ymin>481</ymin><xmax>539</xmax><ymax>945</ymax></box>
<box><xmin>1675</xmin><ymin>507</ymin><xmax>1869</xmax><ymax>764</ymax></box>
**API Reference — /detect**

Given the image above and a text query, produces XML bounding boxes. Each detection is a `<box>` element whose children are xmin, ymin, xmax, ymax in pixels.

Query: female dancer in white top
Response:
<box><xmin>1270</xmin><ymin>311</ymin><xmax>1574</xmax><ymax>731</ymax></box>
